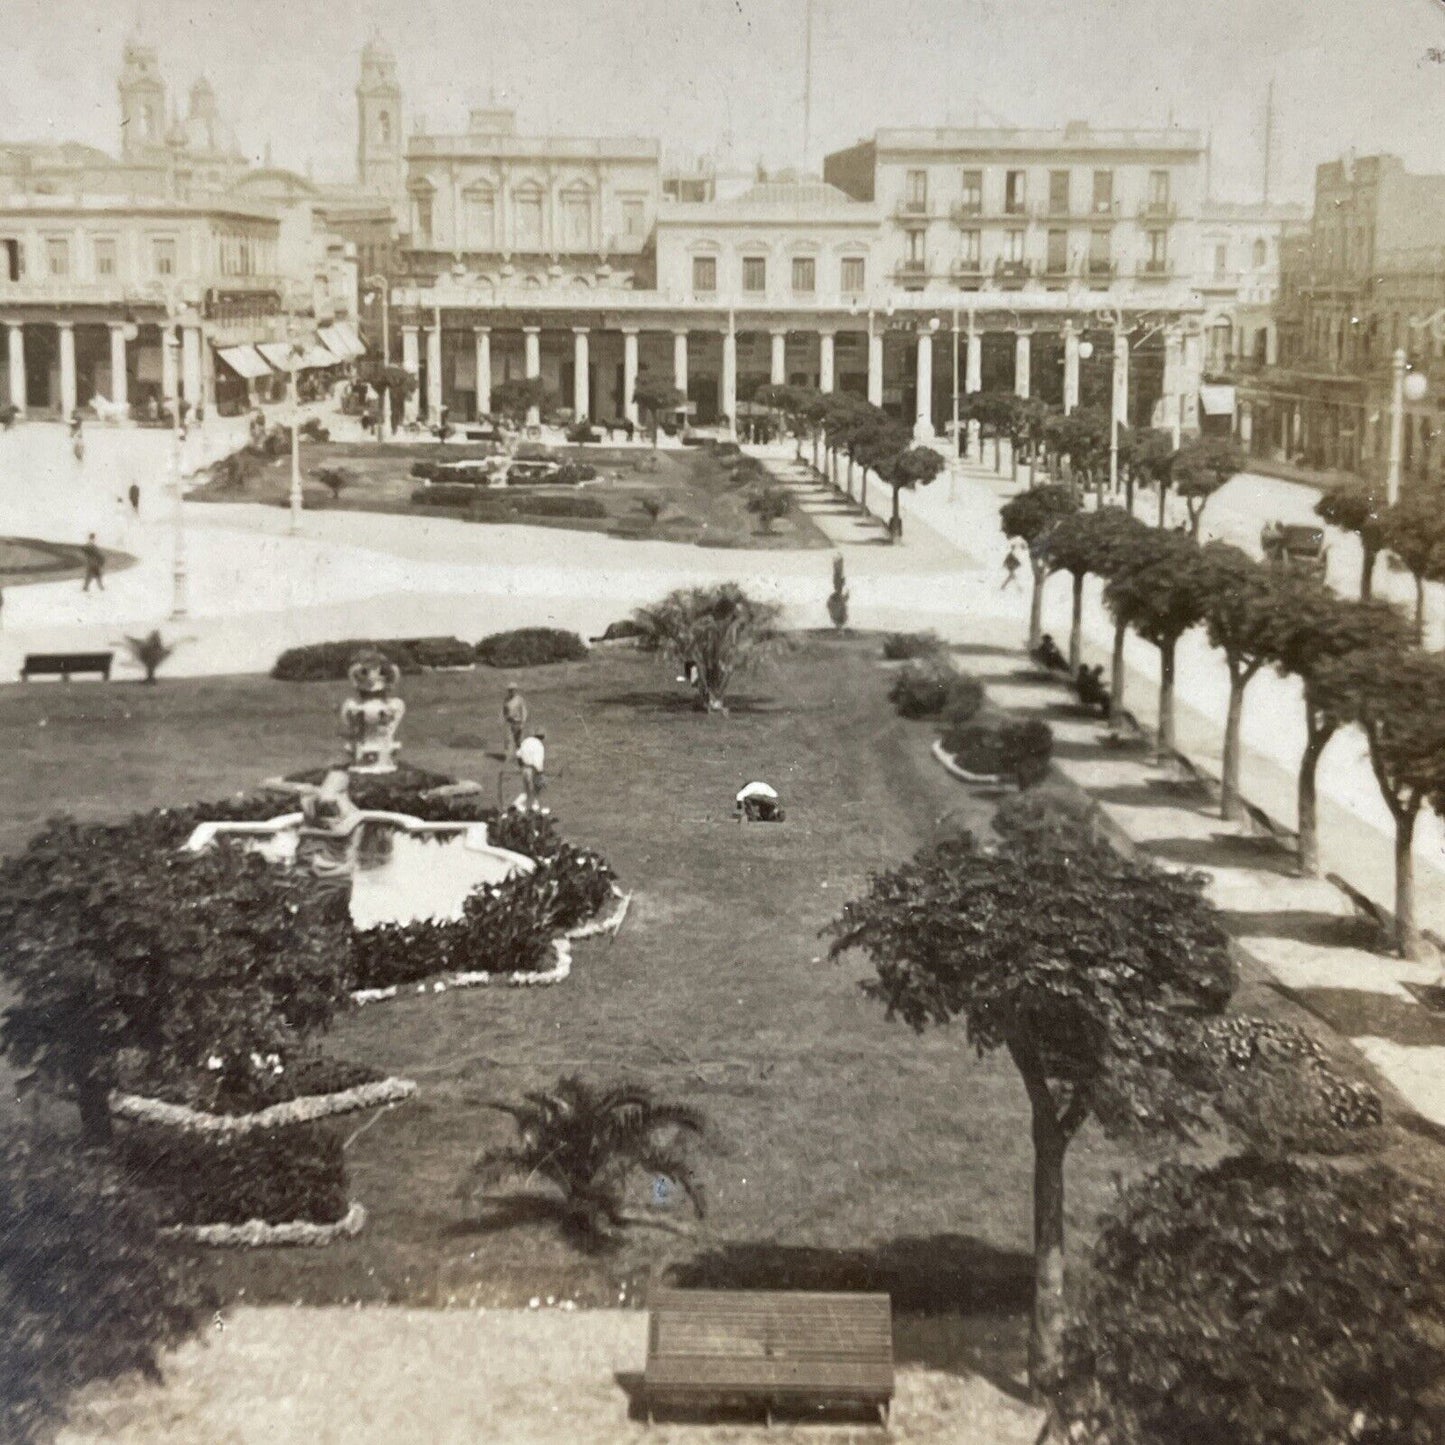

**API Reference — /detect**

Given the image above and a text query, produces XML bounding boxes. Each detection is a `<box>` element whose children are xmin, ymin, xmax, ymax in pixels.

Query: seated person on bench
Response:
<box><xmin>1075</xmin><ymin>663</ymin><xmax>1110</xmax><ymax>718</ymax></box>
<box><xmin>1033</xmin><ymin>633</ymin><xmax>1068</xmax><ymax>672</ymax></box>
<box><xmin>735</xmin><ymin>781</ymin><xmax>785</xmax><ymax>822</ymax></box>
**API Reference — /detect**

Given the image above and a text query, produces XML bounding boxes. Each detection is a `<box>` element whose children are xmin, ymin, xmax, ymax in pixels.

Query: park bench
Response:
<box><xmin>640</xmin><ymin>1288</ymin><xmax>893</xmax><ymax>1428</ymax></box>
<box><xmin>20</xmin><ymin>651</ymin><xmax>113</xmax><ymax>682</ymax></box>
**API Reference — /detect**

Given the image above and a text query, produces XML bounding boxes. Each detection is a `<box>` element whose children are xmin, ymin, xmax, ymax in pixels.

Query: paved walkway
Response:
<box><xmin>59</xmin><ymin>1307</ymin><xmax>1042</xmax><ymax>1445</ymax></box>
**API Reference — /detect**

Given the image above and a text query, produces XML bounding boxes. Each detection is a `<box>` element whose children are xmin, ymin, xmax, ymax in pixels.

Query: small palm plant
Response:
<box><xmin>122</xmin><ymin>629</ymin><xmax>176</xmax><ymax>684</ymax></box>
<box><xmin>463</xmin><ymin>1076</ymin><xmax>707</xmax><ymax>1249</ymax></box>
<box><xmin>313</xmin><ymin>466</ymin><xmax>355</xmax><ymax>503</ymax></box>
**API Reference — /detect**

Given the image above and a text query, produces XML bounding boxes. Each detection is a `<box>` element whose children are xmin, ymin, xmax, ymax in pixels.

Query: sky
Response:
<box><xmin>1</xmin><ymin>0</ymin><xmax>1443</xmax><ymax>203</ymax></box>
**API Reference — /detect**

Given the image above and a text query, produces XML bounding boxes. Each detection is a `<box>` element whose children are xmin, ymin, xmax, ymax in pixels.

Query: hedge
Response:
<box><xmin>475</xmin><ymin>628</ymin><xmax>589</xmax><ymax>668</ymax></box>
<box><xmin>271</xmin><ymin>636</ymin><xmax>474</xmax><ymax>681</ymax></box>
<box><xmin>0</xmin><ymin>1122</ymin><xmax>212</xmax><ymax>1445</ymax></box>
<box><xmin>942</xmin><ymin>718</ymin><xmax>1054</xmax><ymax>787</ymax></box>
<box><xmin>128</xmin><ymin>1054</ymin><xmax>383</xmax><ymax>1116</ymax></box>
<box><xmin>882</xmin><ymin>631</ymin><xmax>944</xmax><ymax>660</ymax></box>
<box><xmin>888</xmin><ymin>661</ymin><xmax>953</xmax><ymax>718</ymax></box>
<box><xmin>941</xmin><ymin>674</ymin><xmax>985</xmax><ymax>725</ymax></box>
<box><xmin>117</xmin><ymin>1119</ymin><xmax>350</xmax><ymax>1227</ymax></box>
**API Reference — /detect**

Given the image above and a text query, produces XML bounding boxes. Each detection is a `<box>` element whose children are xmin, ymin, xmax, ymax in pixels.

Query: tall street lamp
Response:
<box><xmin>362</xmin><ymin>272</ymin><xmax>392</xmax><ymax>439</ymax></box>
<box><xmin>162</xmin><ymin>320</ymin><xmax>189</xmax><ymax>621</ymax></box>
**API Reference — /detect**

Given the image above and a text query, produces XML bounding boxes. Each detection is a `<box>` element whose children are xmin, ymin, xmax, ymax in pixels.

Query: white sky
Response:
<box><xmin>1</xmin><ymin>0</ymin><xmax>1443</xmax><ymax>203</ymax></box>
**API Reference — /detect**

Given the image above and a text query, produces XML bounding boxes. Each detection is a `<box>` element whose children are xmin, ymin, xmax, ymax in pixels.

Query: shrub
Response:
<box><xmin>117</xmin><ymin>1120</ymin><xmax>349</xmax><ymax>1226</ymax></box>
<box><xmin>131</xmin><ymin>1052</ymin><xmax>383</xmax><ymax>1115</ymax></box>
<box><xmin>271</xmin><ymin>638</ymin><xmax>420</xmax><ymax>681</ymax></box>
<box><xmin>994</xmin><ymin>783</ymin><xmax>1100</xmax><ymax>843</ymax></box>
<box><xmin>746</xmin><ymin>487</ymin><xmax>792</xmax><ymax>531</ymax></box>
<box><xmin>511</xmin><ymin>494</ymin><xmax>606</xmax><ymax>520</ymax></box>
<box><xmin>401</xmin><ymin>636</ymin><xmax>475</xmax><ymax>670</ymax></box>
<box><xmin>411</xmin><ymin>484</ymin><xmax>484</xmax><ymax>508</ymax></box>
<box><xmin>410</xmin><ymin>460</ymin><xmax>441</xmax><ymax>481</ymax></box>
<box><xmin>0</xmin><ymin>823</ymin><xmax>351</xmax><ymax>1143</ymax></box>
<box><xmin>123</xmin><ymin>628</ymin><xmax>177</xmax><ymax>684</ymax></box>
<box><xmin>0</xmin><ymin>1122</ymin><xmax>212</xmax><ymax>1445</ymax></box>
<box><xmin>882</xmin><ymin>630</ymin><xmax>944</xmax><ymax>660</ymax></box>
<box><xmin>941</xmin><ymin>674</ymin><xmax>984</xmax><ymax>725</ymax></box>
<box><xmin>313</xmin><ymin>466</ymin><xmax>355</xmax><ymax>501</ymax></box>
<box><xmin>941</xmin><ymin>719</ymin><xmax>1053</xmax><ymax>786</ymax></box>
<box><xmin>1001</xmin><ymin>718</ymin><xmax>1054</xmax><ymax>787</ymax></box>
<box><xmin>475</xmin><ymin>628</ymin><xmax>589</xmax><ymax>668</ymax></box>
<box><xmin>888</xmin><ymin>661</ymin><xmax>953</xmax><ymax>718</ymax></box>
<box><xmin>593</xmin><ymin>618</ymin><xmax>648</xmax><ymax>644</ymax></box>
<box><xmin>942</xmin><ymin>721</ymin><xmax>1013</xmax><ymax>777</ymax></box>
<box><xmin>827</xmin><ymin>555</ymin><xmax>848</xmax><ymax>630</ymax></box>
<box><xmin>488</xmin><ymin>809</ymin><xmax>565</xmax><ymax>858</ymax></box>
<box><xmin>298</xmin><ymin>417</ymin><xmax>329</xmax><ymax>443</ymax></box>
<box><xmin>565</xmin><ymin>423</ymin><xmax>601</xmax><ymax>444</ymax></box>
<box><xmin>210</xmin><ymin>449</ymin><xmax>255</xmax><ymax>492</ymax></box>
<box><xmin>556</xmin><ymin>460</ymin><xmax>598</xmax><ymax>483</ymax></box>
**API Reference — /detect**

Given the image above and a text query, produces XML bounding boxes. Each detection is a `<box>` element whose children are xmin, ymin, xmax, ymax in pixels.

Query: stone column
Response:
<box><xmin>1113</xmin><ymin>327</ymin><xmax>1130</xmax><ymax>433</ymax></box>
<box><xmin>867</xmin><ymin>328</ymin><xmax>883</xmax><ymax>407</ymax></box>
<box><xmin>58</xmin><ymin>321</ymin><xmax>77</xmax><ymax>418</ymax></box>
<box><xmin>1162</xmin><ymin>324</ymin><xmax>1183</xmax><ymax>443</ymax></box>
<box><xmin>818</xmin><ymin>329</ymin><xmax>835</xmax><ymax>394</ymax></box>
<box><xmin>770</xmin><ymin>329</ymin><xmax>787</xmax><ymax>386</ymax></box>
<box><xmin>572</xmin><ymin>327</ymin><xmax>590</xmax><ymax>419</ymax></box>
<box><xmin>7</xmin><ymin>322</ymin><xmax>26</xmax><ymax>413</ymax></box>
<box><xmin>473</xmin><ymin>327</ymin><xmax>491</xmax><ymax>417</ymax></box>
<box><xmin>914</xmin><ymin>329</ymin><xmax>934</xmax><ymax>439</ymax></box>
<box><xmin>401</xmin><ymin>324</ymin><xmax>420</xmax><ymax>422</ymax></box>
<box><xmin>1014</xmin><ymin>329</ymin><xmax>1031</xmax><ymax>400</ymax></box>
<box><xmin>673</xmin><ymin>329</ymin><xmax>689</xmax><ymax>396</ymax></box>
<box><xmin>965</xmin><ymin>329</ymin><xmax>982</xmax><ymax>394</ymax></box>
<box><xmin>523</xmin><ymin>325</ymin><xmax>541</xmax><ymax>378</ymax></box>
<box><xmin>426</xmin><ymin>321</ymin><xmax>443</xmax><ymax>420</ymax></box>
<box><xmin>1063</xmin><ymin>322</ymin><xmax>1080</xmax><ymax>414</ymax></box>
<box><xmin>108</xmin><ymin>323</ymin><xmax>128</xmax><ymax>410</ymax></box>
<box><xmin>721</xmin><ymin>327</ymin><xmax>738</xmax><ymax>435</ymax></box>
<box><xmin>623</xmin><ymin>328</ymin><xmax>640</xmax><ymax>426</ymax></box>
<box><xmin>180</xmin><ymin>324</ymin><xmax>202</xmax><ymax>409</ymax></box>
<box><xmin>1180</xmin><ymin>326</ymin><xmax>1203</xmax><ymax>436</ymax></box>
<box><xmin>161</xmin><ymin>324</ymin><xmax>179</xmax><ymax>408</ymax></box>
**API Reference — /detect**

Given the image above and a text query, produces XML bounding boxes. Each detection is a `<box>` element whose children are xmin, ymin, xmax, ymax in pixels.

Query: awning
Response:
<box><xmin>216</xmin><ymin>344</ymin><xmax>272</xmax><ymax>380</ymax></box>
<box><xmin>1200</xmin><ymin>384</ymin><xmax>1237</xmax><ymax>417</ymax></box>
<box><xmin>256</xmin><ymin>341</ymin><xmax>339</xmax><ymax>372</ymax></box>
<box><xmin>320</xmin><ymin>321</ymin><xmax>365</xmax><ymax>360</ymax></box>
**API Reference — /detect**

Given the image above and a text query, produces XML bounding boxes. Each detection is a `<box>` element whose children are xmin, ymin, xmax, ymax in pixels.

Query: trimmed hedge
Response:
<box><xmin>941</xmin><ymin>674</ymin><xmax>985</xmax><ymax>725</ymax></box>
<box><xmin>888</xmin><ymin>661</ymin><xmax>953</xmax><ymax>718</ymax></box>
<box><xmin>942</xmin><ymin>718</ymin><xmax>1054</xmax><ymax>787</ymax></box>
<box><xmin>475</xmin><ymin>628</ymin><xmax>589</xmax><ymax>668</ymax></box>
<box><xmin>130</xmin><ymin>1054</ymin><xmax>383</xmax><ymax>1116</ymax></box>
<box><xmin>411</xmin><ymin>484</ymin><xmax>488</xmax><ymax>508</ymax></box>
<box><xmin>117</xmin><ymin>1119</ymin><xmax>349</xmax><ymax>1227</ymax></box>
<box><xmin>882</xmin><ymin>631</ymin><xmax>944</xmax><ymax>660</ymax></box>
<box><xmin>0</xmin><ymin>1123</ymin><xmax>212</xmax><ymax>1445</ymax></box>
<box><xmin>271</xmin><ymin>636</ymin><xmax>474</xmax><ymax>681</ymax></box>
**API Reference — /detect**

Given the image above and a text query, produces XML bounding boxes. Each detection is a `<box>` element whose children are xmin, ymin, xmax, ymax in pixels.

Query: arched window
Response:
<box><xmin>561</xmin><ymin>184</ymin><xmax>593</xmax><ymax>248</ymax></box>
<box><xmin>378</xmin><ymin>111</ymin><xmax>391</xmax><ymax>145</ymax></box>
<box><xmin>1251</xmin><ymin>238</ymin><xmax>1267</xmax><ymax>268</ymax></box>
<box><xmin>464</xmin><ymin>185</ymin><xmax>495</xmax><ymax>249</ymax></box>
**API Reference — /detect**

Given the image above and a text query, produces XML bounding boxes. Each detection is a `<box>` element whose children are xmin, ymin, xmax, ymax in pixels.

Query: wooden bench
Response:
<box><xmin>641</xmin><ymin>1288</ymin><xmax>893</xmax><ymax>1427</ymax></box>
<box><xmin>20</xmin><ymin>651</ymin><xmax>113</xmax><ymax>682</ymax></box>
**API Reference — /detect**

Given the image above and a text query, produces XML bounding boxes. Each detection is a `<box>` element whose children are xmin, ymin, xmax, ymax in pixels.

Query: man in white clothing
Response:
<box><xmin>516</xmin><ymin>731</ymin><xmax>546</xmax><ymax>811</ymax></box>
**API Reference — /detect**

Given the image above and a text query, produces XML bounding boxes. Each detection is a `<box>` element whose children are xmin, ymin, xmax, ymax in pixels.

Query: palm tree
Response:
<box><xmin>464</xmin><ymin>1076</ymin><xmax>707</xmax><ymax>1247</ymax></box>
<box><xmin>122</xmin><ymin>629</ymin><xmax>176</xmax><ymax>684</ymax></box>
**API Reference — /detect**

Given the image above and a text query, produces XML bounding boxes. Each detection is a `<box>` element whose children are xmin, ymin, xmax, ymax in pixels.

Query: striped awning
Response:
<box><xmin>215</xmin><ymin>344</ymin><xmax>272</xmax><ymax>380</ymax></box>
<box><xmin>320</xmin><ymin>321</ymin><xmax>366</xmax><ymax>360</ymax></box>
<box><xmin>257</xmin><ymin>340</ymin><xmax>339</xmax><ymax>372</ymax></box>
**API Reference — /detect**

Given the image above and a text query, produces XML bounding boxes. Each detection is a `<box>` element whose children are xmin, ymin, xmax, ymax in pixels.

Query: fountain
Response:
<box><xmin>341</xmin><ymin>648</ymin><xmax>406</xmax><ymax>774</ymax></box>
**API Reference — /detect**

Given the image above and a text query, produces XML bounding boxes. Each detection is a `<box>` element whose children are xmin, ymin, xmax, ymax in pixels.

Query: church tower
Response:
<box><xmin>119</xmin><ymin>35</ymin><xmax>166</xmax><ymax>158</ymax></box>
<box><xmin>356</xmin><ymin>34</ymin><xmax>403</xmax><ymax>200</ymax></box>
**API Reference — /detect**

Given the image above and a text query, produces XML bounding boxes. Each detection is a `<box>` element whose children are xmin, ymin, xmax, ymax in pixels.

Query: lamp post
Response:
<box><xmin>1389</xmin><ymin>309</ymin><xmax>1445</xmax><ymax>505</ymax></box>
<box><xmin>362</xmin><ymin>272</ymin><xmax>391</xmax><ymax>439</ymax></box>
<box><xmin>166</xmin><ymin>328</ymin><xmax>189</xmax><ymax>620</ymax></box>
<box><xmin>950</xmin><ymin>308</ymin><xmax>960</xmax><ymax>498</ymax></box>
<box><xmin>286</xmin><ymin>315</ymin><xmax>305</xmax><ymax>535</ymax></box>
<box><xmin>1098</xmin><ymin>307</ymin><xmax>1126</xmax><ymax>496</ymax></box>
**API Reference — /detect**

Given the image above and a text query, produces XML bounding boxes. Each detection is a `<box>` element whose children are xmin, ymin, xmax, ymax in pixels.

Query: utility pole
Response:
<box><xmin>802</xmin><ymin>0</ymin><xmax>814</xmax><ymax>175</ymax></box>
<box><xmin>1262</xmin><ymin>77</ymin><xmax>1275</xmax><ymax>205</ymax></box>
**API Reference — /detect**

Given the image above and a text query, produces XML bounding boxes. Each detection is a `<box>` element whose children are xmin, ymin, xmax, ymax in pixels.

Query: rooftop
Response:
<box><xmin>857</xmin><ymin>124</ymin><xmax>1205</xmax><ymax>155</ymax></box>
<box><xmin>660</xmin><ymin>178</ymin><xmax>878</xmax><ymax>224</ymax></box>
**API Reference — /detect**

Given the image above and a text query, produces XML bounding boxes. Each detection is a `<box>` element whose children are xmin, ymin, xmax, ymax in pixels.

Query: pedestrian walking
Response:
<box><xmin>128</xmin><ymin>482</ymin><xmax>141</xmax><ymax>514</ymax></box>
<box><xmin>81</xmin><ymin>533</ymin><xmax>104</xmax><ymax>592</ymax></box>
<box><xmin>501</xmin><ymin>683</ymin><xmax>528</xmax><ymax>758</ymax></box>
<box><xmin>1001</xmin><ymin>546</ymin><xmax>1021</xmax><ymax>590</ymax></box>
<box><xmin>516</xmin><ymin>730</ymin><xmax>546</xmax><ymax>812</ymax></box>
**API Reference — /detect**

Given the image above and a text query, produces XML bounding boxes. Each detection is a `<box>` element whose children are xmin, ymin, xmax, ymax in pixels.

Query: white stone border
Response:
<box><xmin>162</xmin><ymin>1200</ymin><xmax>367</xmax><ymax>1249</ymax></box>
<box><xmin>349</xmin><ymin>886</ymin><xmax>632</xmax><ymax>1007</ymax></box>
<box><xmin>110</xmin><ymin>1077</ymin><xmax>417</xmax><ymax>1135</ymax></box>
<box><xmin>931</xmin><ymin>738</ymin><xmax>1011</xmax><ymax>788</ymax></box>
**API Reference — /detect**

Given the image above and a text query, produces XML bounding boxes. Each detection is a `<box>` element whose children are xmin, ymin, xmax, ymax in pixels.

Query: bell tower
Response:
<box><xmin>356</xmin><ymin>33</ymin><xmax>403</xmax><ymax>200</ymax></box>
<box><xmin>119</xmin><ymin>34</ymin><xmax>166</xmax><ymax>158</ymax></box>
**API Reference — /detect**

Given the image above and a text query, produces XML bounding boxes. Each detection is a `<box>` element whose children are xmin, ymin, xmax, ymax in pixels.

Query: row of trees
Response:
<box><xmin>753</xmin><ymin>384</ymin><xmax>945</xmax><ymax>538</ymax></box>
<box><xmin>1002</xmin><ymin>483</ymin><xmax>1445</xmax><ymax>957</ymax></box>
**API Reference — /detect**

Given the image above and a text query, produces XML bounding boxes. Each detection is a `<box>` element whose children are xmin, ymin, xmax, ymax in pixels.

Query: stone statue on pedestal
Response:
<box><xmin>341</xmin><ymin>648</ymin><xmax>405</xmax><ymax>774</ymax></box>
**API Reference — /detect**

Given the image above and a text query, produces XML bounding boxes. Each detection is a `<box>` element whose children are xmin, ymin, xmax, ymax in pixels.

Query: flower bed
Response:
<box><xmin>111</xmin><ymin>1076</ymin><xmax>416</xmax><ymax>1134</ymax></box>
<box><xmin>163</xmin><ymin>1201</ymin><xmax>368</xmax><ymax>1248</ymax></box>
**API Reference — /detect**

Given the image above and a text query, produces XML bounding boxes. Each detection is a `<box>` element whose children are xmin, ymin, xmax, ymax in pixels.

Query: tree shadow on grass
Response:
<box><xmin>1140</xmin><ymin>834</ymin><xmax>1299</xmax><ymax>875</ymax></box>
<box><xmin>590</xmin><ymin>690</ymin><xmax>784</xmax><ymax>716</ymax></box>
<box><xmin>661</xmin><ymin>1234</ymin><xmax>1033</xmax><ymax>1397</ymax></box>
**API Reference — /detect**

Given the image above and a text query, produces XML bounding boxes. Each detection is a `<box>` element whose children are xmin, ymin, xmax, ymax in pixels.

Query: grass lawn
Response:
<box><xmin>188</xmin><ymin>440</ymin><xmax>833</xmax><ymax>551</ymax></box>
<box><xmin>5</xmin><ymin>636</ymin><xmax>1439</xmax><ymax>1393</ymax></box>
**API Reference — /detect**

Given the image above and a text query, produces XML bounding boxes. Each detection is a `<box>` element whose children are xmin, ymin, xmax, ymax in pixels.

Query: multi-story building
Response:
<box><xmin>1237</xmin><ymin>154</ymin><xmax>1445</xmax><ymax>480</ymax></box>
<box><xmin>390</xmin><ymin>122</ymin><xmax>1211</xmax><ymax>442</ymax></box>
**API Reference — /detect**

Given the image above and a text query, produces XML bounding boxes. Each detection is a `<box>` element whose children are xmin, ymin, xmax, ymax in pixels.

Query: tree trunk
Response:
<box><xmin>1188</xmin><ymin>502</ymin><xmax>1202</xmax><ymax>540</ymax></box>
<box><xmin>1124</xmin><ymin>471</ymin><xmax>1135</xmax><ymax>517</ymax></box>
<box><xmin>1028</xmin><ymin>562</ymin><xmax>1046</xmax><ymax>650</ymax></box>
<box><xmin>1220</xmin><ymin>669</ymin><xmax>1247</xmax><ymax>821</ymax></box>
<box><xmin>1360</xmin><ymin>541</ymin><xmax>1375</xmax><ymax>600</ymax></box>
<box><xmin>1296</xmin><ymin>720</ymin><xmax>1331</xmax><ymax>877</ymax></box>
<box><xmin>890</xmin><ymin>487</ymin><xmax>902</xmax><ymax>542</ymax></box>
<box><xmin>860</xmin><ymin>468</ymin><xmax>868</xmax><ymax>510</ymax></box>
<box><xmin>1157</xmin><ymin>638</ymin><xmax>1176</xmax><ymax>757</ymax></box>
<box><xmin>1011</xmin><ymin>440</ymin><xmax>1019</xmax><ymax>482</ymax></box>
<box><xmin>994</xmin><ymin>435</ymin><xmax>1002</xmax><ymax>472</ymax></box>
<box><xmin>1157</xmin><ymin>482</ymin><xmax>1168</xmax><ymax>529</ymax></box>
<box><xmin>1029</xmin><ymin>1112</ymin><xmax>1068</xmax><ymax>1392</ymax></box>
<box><xmin>1395</xmin><ymin>806</ymin><xmax>1422</xmax><ymax>960</ymax></box>
<box><xmin>77</xmin><ymin>1077</ymin><xmax>113</xmax><ymax>1147</ymax></box>
<box><xmin>1068</xmin><ymin>573</ymin><xmax>1084</xmax><ymax>673</ymax></box>
<box><xmin>1110</xmin><ymin>618</ymin><xmax>1127</xmax><ymax>717</ymax></box>
<box><xmin>1414</xmin><ymin>574</ymin><xmax>1426</xmax><ymax>645</ymax></box>
<box><xmin>812</xmin><ymin>433</ymin><xmax>820</xmax><ymax>473</ymax></box>
<box><xmin>846</xmin><ymin>454</ymin><xmax>854</xmax><ymax>497</ymax></box>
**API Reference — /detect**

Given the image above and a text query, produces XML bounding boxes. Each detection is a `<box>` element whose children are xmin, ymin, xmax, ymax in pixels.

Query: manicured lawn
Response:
<box><xmin>6</xmin><ymin>636</ymin><xmax>1435</xmax><ymax>1391</ymax></box>
<box><xmin>189</xmin><ymin>441</ymin><xmax>833</xmax><ymax>550</ymax></box>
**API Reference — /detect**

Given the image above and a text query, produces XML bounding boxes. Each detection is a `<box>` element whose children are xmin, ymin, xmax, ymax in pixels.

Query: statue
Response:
<box><xmin>341</xmin><ymin>648</ymin><xmax>405</xmax><ymax>774</ymax></box>
<box><xmin>295</xmin><ymin>767</ymin><xmax>367</xmax><ymax>878</ymax></box>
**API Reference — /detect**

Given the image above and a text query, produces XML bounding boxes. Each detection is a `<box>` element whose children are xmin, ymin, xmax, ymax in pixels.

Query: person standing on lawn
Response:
<box><xmin>517</xmin><ymin>730</ymin><xmax>546</xmax><ymax>811</ymax></box>
<box><xmin>502</xmin><ymin>683</ymin><xmax>528</xmax><ymax>759</ymax></box>
<box><xmin>81</xmin><ymin>533</ymin><xmax>104</xmax><ymax>592</ymax></box>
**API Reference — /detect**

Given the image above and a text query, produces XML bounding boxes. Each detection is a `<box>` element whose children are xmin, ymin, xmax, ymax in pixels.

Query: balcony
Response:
<box><xmin>951</xmin><ymin>259</ymin><xmax>985</xmax><ymax>285</ymax></box>
<box><xmin>993</xmin><ymin>259</ymin><xmax>1033</xmax><ymax>287</ymax></box>
<box><xmin>1138</xmin><ymin>202</ymin><xmax>1178</xmax><ymax>222</ymax></box>
<box><xmin>895</xmin><ymin>258</ymin><xmax>930</xmax><ymax>280</ymax></box>
<box><xmin>950</xmin><ymin>201</ymin><xmax>984</xmax><ymax>224</ymax></box>
<box><xmin>1042</xmin><ymin>256</ymin><xmax>1073</xmax><ymax>279</ymax></box>
<box><xmin>1137</xmin><ymin>260</ymin><xmax>1174</xmax><ymax>280</ymax></box>
<box><xmin>1084</xmin><ymin>259</ymin><xmax>1118</xmax><ymax>282</ymax></box>
<box><xmin>895</xmin><ymin>198</ymin><xmax>931</xmax><ymax>219</ymax></box>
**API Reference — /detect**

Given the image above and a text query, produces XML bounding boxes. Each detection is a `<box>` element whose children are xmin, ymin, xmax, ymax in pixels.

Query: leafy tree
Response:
<box><xmin>1103</xmin><ymin>530</ymin><xmax>1210</xmax><ymax>755</ymax></box>
<box><xmin>964</xmin><ymin>391</ymin><xmax>1017</xmax><ymax>473</ymax></box>
<box><xmin>1261</xmin><ymin>582</ymin><xmax>1410</xmax><ymax>877</ymax></box>
<box><xmin>872</xmin><ymin>438</ymin><xmax>944</xmax><ymax>541</ymax></box>
<box><xmin>1377</xmin><ymin>486</ymin><xmax>1445</xmax><ymax>642</ymax></box>
<box><xmin>313</xmin><ymin>465</ymin><xmax>355</xmax><ymax>502</ymax></box>
<box><xmin>1053</xmin><ymin>1155</ymin><xmax>1445</xmax><ymax>1445</ymax></box>
<box><xmin>121</xmin><ymin>628</ymin><xmax>178</xmax><ymax>685</ymax></box>
<box><xmin>462</xmin><ymin>1076</ymin><xmax>706</xmax><ymax>1249</ymax></box>
<box><xmin>1080</xmin><ymin>508</ymin><xmax>1152</xmax><ymax>717</ymax></box>
<box><xmin>1000</xmin><ymin>484</ymin><xmax>1080</xmax><ymax>650</ymax></box>
<box><xmin>632</xmin><ymin>582</ymin><xmax>784</xmax><ymax>713</ymax></box>
<box><xmin>1116</xmin><ymin>425</ymin><xmax>1174</xmax><ymax>521</ymax></box>
<box><xmin>0</xmin><ymin>1120</ymin><xmax>214</xmax><ymax>1444</ymax></box>
<box><xmin>632</xmin><ymin>374</ymin><xmax>688</xmax><ymax>445</ymax></box>
<box><xmin>746</xmin><ymin>487</ymin><xmax>791</xmax><ymax>533</ymax></box>
<box><xmin>1316</xmin><ymin>648</ymin><xmax>1445</xmax><ymax>958</ymax></box>
<box><xmin>0</xmin><ymin>825</ymin><xmax>350</xmax><ymax>1144</ymax></box>
<box><xmin>822</xmin><ymin>395</ymin><xmax>880</xmax><ymax>498</ymax></box>
<box><xmin>355</xmin><ymin>359</ymin><xmax>417</xmax><ymax>425</ymax></box>
<box><xmin>1043</xmin><ymin>508</ymin><xmax>1123</xmax><ymax>673</ymax></box>
<box><xmin>826</xmin><ymin>553</ymin><xmax>849</xmax><ymax>630</ymax></box>
<box><xmin>1197</xmin><ymin>543</ymin><xmax>1279</xmax><ymax>820</ymax></box>
<box><xmin>490</xmin><ymin>376</ymin><xmax>554</xmax><ymax>425</ymax></box>
<box><xmin>1314</xmin><ymin>482</ymin><xmax>1385</xmax><ymax>599</ymax></box>
<box><xmin>827</xmin><ymin>825</ymin><xmax>1237</xmax><ymax>1391</ymax></box>
<box><xmin>753</xmin><ymin>383</ymin><xmax>811</xmax><ymax>460</ymax></box>
<box><xmin>1046</xmin><ymin>407</ymin><xmax>1110</xmax><ymax>492</ymax></box>
<box><xmin>1172</xmin><ymin>436</ymin><xmax>1244</xmax><ymax>539</ymax></box>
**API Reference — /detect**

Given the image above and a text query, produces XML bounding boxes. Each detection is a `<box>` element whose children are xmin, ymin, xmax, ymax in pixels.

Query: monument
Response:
<box><xmin>341</xmin><ymin>648</ymin><xmax>406</xmax><ymax>773</ymax></box>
